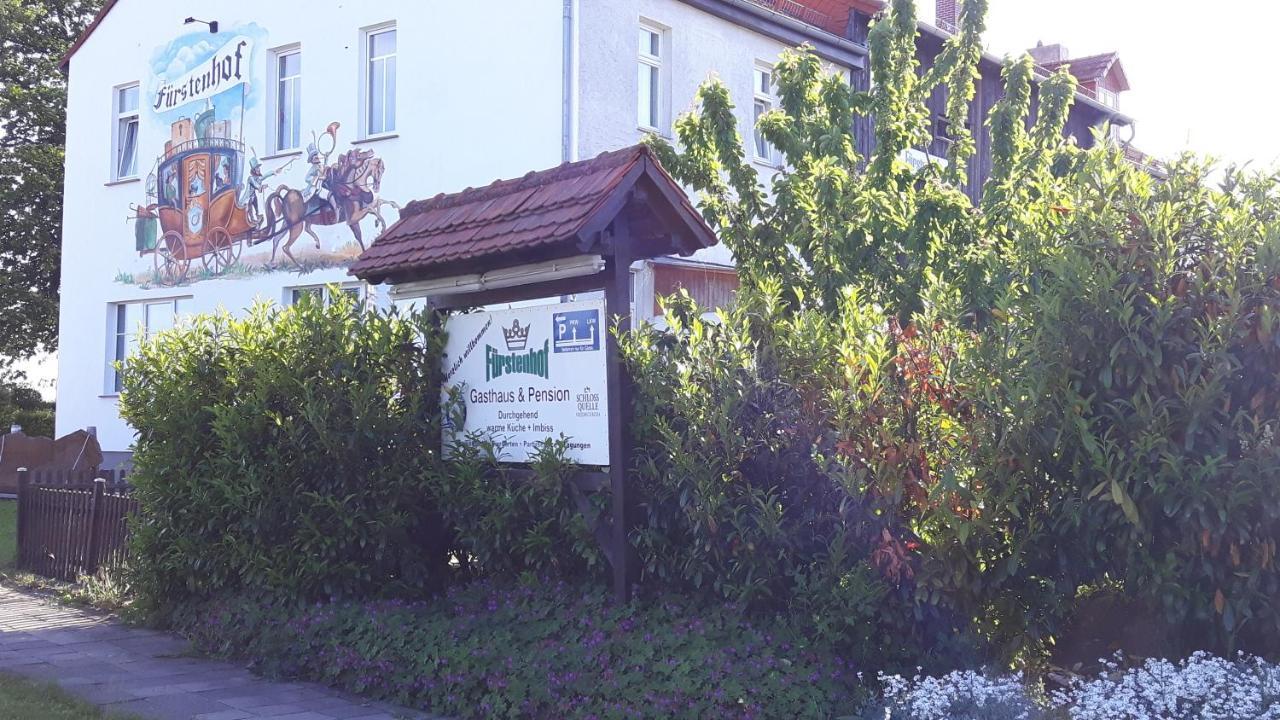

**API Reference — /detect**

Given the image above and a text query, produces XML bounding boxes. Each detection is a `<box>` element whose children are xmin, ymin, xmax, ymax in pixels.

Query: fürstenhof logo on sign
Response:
<box><xmin>485</xmin><ymin>340</ymin><xmax>549</xmax><ymax>381</ymax></box>
<box><xmin>502</xmin><ymin>320</ymin><xmax>530</xmax><ymax>351</ymax></box>
<box><xmin>442</xmin><ymin>300</ymin><xmax>609</xmax><ymax>465</ymax></box>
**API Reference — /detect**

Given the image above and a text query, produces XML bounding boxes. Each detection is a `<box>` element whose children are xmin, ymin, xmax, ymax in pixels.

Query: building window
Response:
<box><xmin>364</xmin><ymin>25</ymin><xmax>397</xmax><ymax>136</ymax></box>
<box><xmin>273</xmin><ymin>47</ymin><xmax>302</xmax><ymax>152</ymax></box>
<box><xmin>113</xmin><ymin>83</ymin><xmax>139</xmax><ymax>180</ymax></box>
<box><xmin>753</xmin><ymin>65</ymin><xmax>778</xmax><ymax>164</ymax></box>
<box><xmin>107</xmin><ymin>297</ymin><xmax>188</xmax><ymax>393</ymax></box>
<box><xmin>286</xmin><ymin>283</ymin><xmax>363</xmax><ymax>308</ymax></box>
<box><xmin>637</xmin><ymin>22</ymin><xmax>666</xmax><ymax>132</ymax></box>
<box><xmin>1097</xmin><ymin>86</ymin><xmax>1119</xmax><ymax>109</ymax></box>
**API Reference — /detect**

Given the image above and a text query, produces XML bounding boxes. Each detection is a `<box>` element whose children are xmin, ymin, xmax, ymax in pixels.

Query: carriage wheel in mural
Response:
<box><xmin>200</xmin><ymin>227</ymin><xmax>240</xmax><ymax>276</ymax></box>
<box><xmin>153</xmin><ymin>231</ymin><xmax>191</xmax><ymax>287</ymax></box>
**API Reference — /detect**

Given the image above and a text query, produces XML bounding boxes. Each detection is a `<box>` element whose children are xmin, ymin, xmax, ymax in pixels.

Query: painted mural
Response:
<box><xmin>125</xmin><ymin>23</ymin><xmax>397</xmax><ymax>287</ymax></box>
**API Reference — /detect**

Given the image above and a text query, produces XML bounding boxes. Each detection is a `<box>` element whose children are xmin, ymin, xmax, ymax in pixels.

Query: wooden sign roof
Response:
<box><xmin>349</xmin><ymin>145</ymin><xmax>718</xmax><ymax>285</ymax></box>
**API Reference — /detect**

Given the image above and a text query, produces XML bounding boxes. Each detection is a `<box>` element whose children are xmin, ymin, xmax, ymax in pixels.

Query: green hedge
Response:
<box><xmin>118</xmin><ymin>294</ymin><xmax>448</xmax><ymax>613</ymax></box>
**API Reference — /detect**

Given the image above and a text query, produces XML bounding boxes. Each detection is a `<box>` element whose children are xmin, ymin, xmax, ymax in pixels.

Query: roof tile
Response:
<box><xmin>351</xmin><ymin>144</ymin><xmax>712</xmax><ymax>282</ymax></box>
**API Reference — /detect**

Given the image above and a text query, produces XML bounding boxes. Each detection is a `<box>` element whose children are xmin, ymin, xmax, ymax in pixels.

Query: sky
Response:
<box><xmin>933</xmin><ymin>0</ymin><xmax>1280</xmax><ymax>168</ymax></box>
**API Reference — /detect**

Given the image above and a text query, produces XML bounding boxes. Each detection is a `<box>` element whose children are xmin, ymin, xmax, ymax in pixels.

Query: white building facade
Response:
<box><xmin>56</xmin><ymin>0</ymin><xmax>866</xmax><ymax>464</ymax></box>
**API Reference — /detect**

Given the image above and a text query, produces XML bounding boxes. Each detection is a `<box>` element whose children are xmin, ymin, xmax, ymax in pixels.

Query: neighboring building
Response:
<box><xmin>852</xmin><ymin>0</ymin><xmax>1137</xmax><ymax>198</ymax></box>
<box><xmin>1029</xmin><ymin>43</ymin><xmax>1128</xmax><ymax>111</ymax></box>
<box><xmin>55</xmin><ymin>0</ymin><xmax>1137</xmax><ymax>465</ymax></box>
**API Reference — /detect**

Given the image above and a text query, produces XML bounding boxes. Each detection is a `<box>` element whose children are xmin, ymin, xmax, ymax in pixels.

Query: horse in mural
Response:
<box><xmin>261</xmin><ymin>146</ymin><xmax>401</xmax><ymax>269</ymax></box>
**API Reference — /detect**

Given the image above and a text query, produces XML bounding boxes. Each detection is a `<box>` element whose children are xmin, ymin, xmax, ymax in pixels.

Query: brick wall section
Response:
<box><xmin>935</xmin><ymin>0</ymin><xmax>956</xmax><ymax>27</ymax></box>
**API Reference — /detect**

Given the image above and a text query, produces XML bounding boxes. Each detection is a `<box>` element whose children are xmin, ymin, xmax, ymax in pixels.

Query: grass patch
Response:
<box><xmin>0</xmin><ymin>499</ymin><xmax>15</xmax><ymax>569</ymax></box>
<box><xmin>0</xmin><ymin>497</ymin><xmax>14</xmax><ymax>568</ymax></box>
<box><xmin>0</xmin><ymin>673</ymin><xmax>143</xmax><ymax>719</ymax></box>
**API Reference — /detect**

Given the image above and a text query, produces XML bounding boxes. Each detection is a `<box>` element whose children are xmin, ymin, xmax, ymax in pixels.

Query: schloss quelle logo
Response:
<box><xmin>486</xmin><ymin>320</ymin><xmax>549</xmax><ymax>381</ymax></box>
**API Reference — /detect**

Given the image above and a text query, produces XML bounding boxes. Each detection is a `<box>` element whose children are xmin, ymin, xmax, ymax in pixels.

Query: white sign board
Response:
<box><xmin>441</xmin><ymin>299</ymin><xmax>609</xmax><ymax>465</ymax></box>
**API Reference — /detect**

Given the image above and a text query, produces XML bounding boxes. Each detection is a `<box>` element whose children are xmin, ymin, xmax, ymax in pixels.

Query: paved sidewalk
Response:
<box><xmin>0</xmin><ymin>586</ymin><xmax>440</xmax><ymax>720</ymax></box>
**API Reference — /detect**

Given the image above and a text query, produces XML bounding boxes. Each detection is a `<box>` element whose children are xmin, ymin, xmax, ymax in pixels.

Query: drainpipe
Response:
<box><xmin>562</xmin><ymin>0</ymin><xmax>578</xmax><ymax>163</ymax></box>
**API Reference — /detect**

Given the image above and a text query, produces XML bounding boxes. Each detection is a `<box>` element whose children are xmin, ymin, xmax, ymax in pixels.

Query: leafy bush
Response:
<box><xmin>623</xmin><ymin>286</ymin><xmax>979</xmax><ymax>666</ymax></box>
<box><xmin>0</xmin><ymin>371</ymin><xmax>54</xmax><ymax>438</ymax></box>
<box><xmin>644</xmin><ymin>0</ymin><xmax>1280</xmax><ymax>660</ymax></box>
<box><xmin>912</xmin><ymin>152</ymin><xmax>1280</xmax><ymax>657</ymax></box>
<box><xmin>428</xmin><ymin>428</ymin><xmax>609</xmax><ymax>580</ymax></box>
<box><xmin>175</xmin><ymin>578</ymin><xmax>866</xmax><ymax>720</ymax></box>
<box><xmin>118</xmin><ymin>292</ymin><xmax>448</xmax><ymax>614</ymax></box>
<box><xmin>999</xmin><ymin>155</ymin><xmax>1280</xmax><ymax>654</ymax></box>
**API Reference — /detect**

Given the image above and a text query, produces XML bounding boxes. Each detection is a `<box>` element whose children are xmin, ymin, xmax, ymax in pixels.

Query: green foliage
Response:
<box><xmin>648</xmin><ymin>0</ymin><xmax>1007</xmax><ymax>320</ymax></box>
<box><xmin>621</xmin><ymin>285</ymin><xmax>982</xmax><ymax>667</ymax></box>
<box><xmin>0</xmin><ymin>371</ymin><xmax>54</xmax><ymax>438</ymax></box>
<box><xmin>943</xmin><ymin>151</ymin><xmax>1280</xmax><ymax>656</ymax></box>
<box><xmin>117</xmin><ymin>292</ymin><xmax>448</xmax><ymax>614</ymax></box>
<box><xmin>640</xmin><ymin>0</ymin><xmax>1279</xmax><ymax>663</ymax></box>
<box><xmin>176</xmin><ymin>578</ymin><xmax>868</xmax><ymax>720</ymax></box>
<box><xmin>0</xmin><ymin>0</ymin><xmax>103</xmax><ymax>361</ymax></box>
<box><xmin>0</xmin><ymin>499</ymin><xmax>14</xmax><ymax>568</ymax></box>
<box><xmin>428</xmin><ymin>427</ymin><xmax>608</xmax><ymax>580</ymax></box>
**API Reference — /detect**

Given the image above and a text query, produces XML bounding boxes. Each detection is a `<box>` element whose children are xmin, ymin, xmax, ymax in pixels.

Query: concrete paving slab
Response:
<box><xmin>0</xmin><ymin>586</ymin><xmax>442</xmax><ymax>720</ymax></box>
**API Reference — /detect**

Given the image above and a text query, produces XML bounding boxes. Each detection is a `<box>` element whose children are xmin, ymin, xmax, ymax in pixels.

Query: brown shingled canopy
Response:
<box><xmin>349</xmin><ymin>144</ymin><xmax>718</xmax><ymax>286</ymax></box>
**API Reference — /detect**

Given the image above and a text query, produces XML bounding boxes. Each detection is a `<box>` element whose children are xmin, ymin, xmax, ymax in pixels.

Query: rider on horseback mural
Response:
<box><xmin>252</xmin><ymin>120</ymin><xmax>398</xmax><ymax>269</ymax></box>
<box><xmin>303</xmin><ymin>141</ymin><xmax>341</xmax><ymax>223</ymax></box>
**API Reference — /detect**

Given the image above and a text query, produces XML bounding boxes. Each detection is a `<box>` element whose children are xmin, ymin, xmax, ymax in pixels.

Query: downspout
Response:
<box><xmin>562</xmin><ymin>0</ymin><xmax>578</xmax><ymax>163</ymax></box>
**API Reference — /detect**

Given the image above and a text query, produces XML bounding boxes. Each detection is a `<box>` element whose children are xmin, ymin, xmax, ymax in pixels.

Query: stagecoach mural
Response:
<box><xmin>124</xmin><ymin>23</ymin><xmax>398</xmax><ymax>288</ymax></box>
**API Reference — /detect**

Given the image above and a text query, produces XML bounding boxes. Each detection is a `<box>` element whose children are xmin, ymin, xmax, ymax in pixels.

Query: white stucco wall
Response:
<box><xmin>575</xmin><ymin>0</ymin><xmax>856</xmax><ymax>271</ymax></box>
<box><xmin>57</xmin><ymin>0</ymin><xmax>565</xmax><ymax>454</ymax></box>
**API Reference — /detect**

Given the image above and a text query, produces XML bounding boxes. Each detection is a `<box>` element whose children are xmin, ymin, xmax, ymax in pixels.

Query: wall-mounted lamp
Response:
<box><xmin>184</xmin><ymin>17</ymin><xmax>219</xmax><ymax>33</ymax></box>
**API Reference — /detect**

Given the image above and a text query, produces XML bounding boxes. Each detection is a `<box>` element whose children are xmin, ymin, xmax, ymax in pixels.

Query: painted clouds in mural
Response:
<box><xmin>126</xmin><ymin>23</ymin><xmax>397</xmax><ymax>288</ymax></box>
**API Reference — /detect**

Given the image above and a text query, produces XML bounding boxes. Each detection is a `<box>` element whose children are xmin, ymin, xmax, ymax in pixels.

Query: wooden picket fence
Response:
<box><xmin>15</xmin><ymin>468</ymin><xmax>137</xmax><ymax>581</ymax></box>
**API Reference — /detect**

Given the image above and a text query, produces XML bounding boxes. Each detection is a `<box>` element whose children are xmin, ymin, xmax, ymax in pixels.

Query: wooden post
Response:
<box><xmin>85</xmin><ymin>478</ymin><xmax>106</xmax><ymax>576</ymax></box>
<box><xmin>15</xmin><ymin>468</ymin><xmax>28</xmax><ymax>571</ymax></box>
<box><xmin>604</xmin><ymin>223</ymin><xmax>636</xmax><ymax>603</ymax></box>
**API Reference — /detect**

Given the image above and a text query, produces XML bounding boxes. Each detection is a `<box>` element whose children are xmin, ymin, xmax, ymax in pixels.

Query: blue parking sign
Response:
<box><xmin>553</xmin><ymin>309</ymin><xmax>601</xmax><ymax>353</ymax></box>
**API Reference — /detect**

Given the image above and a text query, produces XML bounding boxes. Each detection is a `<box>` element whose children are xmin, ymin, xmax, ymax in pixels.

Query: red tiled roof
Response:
<box><xmin>1043</xmin><ymin>52</ymin><xmax>1129</xmax><ymax>91</ymax></box>
<box><xmin>349</xmin><ymin>144</ymin><xmax>716</xmax><ymax>283</ymax></box>
<box><xmin>764</xmin><ymin>0</ymin><xmax>882</xmax><ymax>34</ymax></box>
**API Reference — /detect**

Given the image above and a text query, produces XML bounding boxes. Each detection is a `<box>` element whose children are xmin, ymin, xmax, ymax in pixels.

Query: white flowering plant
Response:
<box><xmin>858</xmin><ymin>653</ymin><xmax>1280</xmax><ymax>720</ymax></box>
<box><xmin>856</xmin><ymin>669</ymin><xmax>1045</xmax><ymax>720</ymax></box>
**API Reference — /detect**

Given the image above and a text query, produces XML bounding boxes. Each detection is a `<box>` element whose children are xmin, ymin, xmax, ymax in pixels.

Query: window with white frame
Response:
<box><xmin>107</xmin><ymin>297</ymin><xmax>189</xmax><ymax>393</ymax></box>
<box><xmin>637</xmin><ymin>23</ymin><xmax>666</xmax><ymax>132</ymax></box>
<box><xmin>286</xmin><ymin>283</ymin><xmax>363</xmax><ymax>308</ymax></box>
<box><xmin>273</xmin><ymin>47</ymin><xmax>302</xmax><ymax>152</ymax></box>
<box><xmin>364</xmin><ymin>25</ymin><xmax>397</xmax><ymax>136</ymax></box>
<box><xmin>113</xmin><ymin>84</ymin><xmax>140</xmax><ymax>180</ymax></box>
<box><xmin>753</xmin><ymin>65</ymin><xmax>778</xmax><ymax>164</ymax></box>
